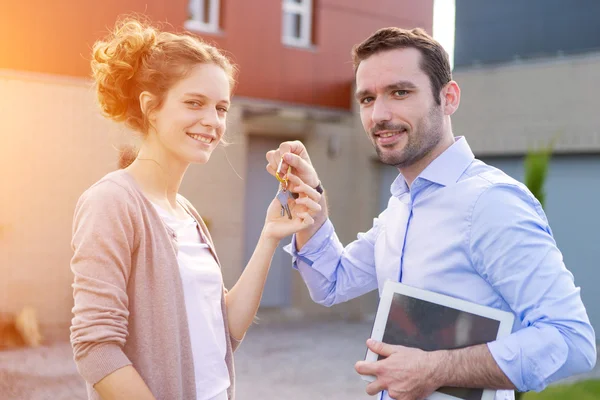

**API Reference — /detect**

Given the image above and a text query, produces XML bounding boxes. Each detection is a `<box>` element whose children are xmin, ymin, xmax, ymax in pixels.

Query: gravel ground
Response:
<box><xmin>0</xmin><ymin>319</ymin><xmax>597</xmax><ymax>400</ymax></box>
<box><xmin>235</xmin><ymin>320</ymin><xmax>377</xmax><ymax>400</ymax></box>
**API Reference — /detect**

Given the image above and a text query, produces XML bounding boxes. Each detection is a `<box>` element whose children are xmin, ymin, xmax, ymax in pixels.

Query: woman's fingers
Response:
<box><xmin>266</xmin><ymin>163</ymin><xmax>278</xmax><ymax>177</ymax></box>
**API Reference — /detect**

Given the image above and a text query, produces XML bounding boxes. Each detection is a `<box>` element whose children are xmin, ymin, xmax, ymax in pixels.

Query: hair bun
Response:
<box><xmin>91</xmin><ymin>18</ymin><xmax>158</xmax><ymax>122</ymax></box>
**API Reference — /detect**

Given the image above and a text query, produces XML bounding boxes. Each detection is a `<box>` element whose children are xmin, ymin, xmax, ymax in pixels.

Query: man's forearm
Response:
<box><xmin>432</xmin><ymin>344</ymin><xmax>516</xmax><ymax>391</ymax></box>
<box><xmin>295</xmin><ymin>191</ymin><xmax>329</xmax><ymax>250</ymax></box>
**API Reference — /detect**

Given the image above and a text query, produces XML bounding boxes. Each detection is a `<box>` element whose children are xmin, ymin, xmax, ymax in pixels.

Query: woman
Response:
<box><xmin>70</xmin><ymin>17</ymin><xmax>321</xmax><ymax>400</ymax></box>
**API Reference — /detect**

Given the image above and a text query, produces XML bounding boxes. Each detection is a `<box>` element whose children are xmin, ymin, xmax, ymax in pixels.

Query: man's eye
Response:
<box><xmin>361</xmin><ymin>97</ymin><xmax>374</xmax><ymax>104</ymax></box>
<box><xmin>394</xmin><ymin>90</ymin><xmax>409</xmax><ymax>96</ymax></box>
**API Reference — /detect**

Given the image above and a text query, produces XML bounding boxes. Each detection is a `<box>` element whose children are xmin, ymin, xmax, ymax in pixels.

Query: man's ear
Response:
<box><xmin>441</xmin><ymin>81</ymin><xmax>460</xmax><ymax>116</ymax></box>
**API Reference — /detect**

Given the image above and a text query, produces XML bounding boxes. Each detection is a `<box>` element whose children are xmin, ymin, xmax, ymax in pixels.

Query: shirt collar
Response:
<box><xmin>390</xmin><ymin>136</ymin><xmax>475</xmax><ymax>197</ymax></box>
<box><xmin>419</xmin><ymin>136</ymin><xmax>475</xmax><ymax>187</ymax></box>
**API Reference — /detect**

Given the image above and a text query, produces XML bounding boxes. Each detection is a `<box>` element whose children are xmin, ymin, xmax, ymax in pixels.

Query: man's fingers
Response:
<box><xmin>287</xmin><ymin>173</ymin><xmax>321</xmax><ymax>202</ymax></box>
<box><xmin>280</xmin><ymin>140</ymin><xmax>308</xmax><ymax>160</ymax></box>
<box><xmin>365</xmin><ymin>379</ymin><xmax>387</xmax><ymax>396</ymax></box>
<box><xmin>356</xmin><ymin>360</ymin><xmax>388</xmax><ymax>396</ymax></box>
<box><xmin>355</xmin><ymin>360</ymin><xmax>378</xmax><ymax>376</ymax></box>
<box><xmin>282</xmin><ymin>153</ymin><xmax>318</xmax><ymax>185</ymax></box>
<box><xmin>367</xmin><ymin>339</ymin><xmax>399</xmax><ymax>358</ymax></box>
<box><xmin>294</xmin><ymin>197</ymin><xmax>322</xmax><ymax>214</ymax></box>
<box><xmin>295</xmin><ymin>211</ymin><xmax>314</xmax><ymax>226</ymax></box>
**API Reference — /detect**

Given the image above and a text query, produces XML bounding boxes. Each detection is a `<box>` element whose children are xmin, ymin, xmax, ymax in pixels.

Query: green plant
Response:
<box><xmin>515</xmin><ymin>139</ymin><xmax>555</xmax><ymax>400</ymax></box>
<box><xmin>523</xmin><ymin>379</ymin><xmax>600</xmax><ymax>399</ymax></box>
<box><xmin>523</xmin><ymin>141</ymin><xmax>554</xmax><ymax>207</ymax></box>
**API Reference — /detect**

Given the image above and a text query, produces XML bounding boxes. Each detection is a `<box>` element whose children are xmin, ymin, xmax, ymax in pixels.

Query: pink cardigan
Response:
<box><xmin>70</xmin><ymin>169</ymin><xmax>239</xmax><ymax>400</ymax></box>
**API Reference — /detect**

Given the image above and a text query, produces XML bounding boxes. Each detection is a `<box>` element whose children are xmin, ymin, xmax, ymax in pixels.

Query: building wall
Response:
<box><xmin>0</xmin><ymin>71</ymin><xmax>247</xmax><ymax>340</ymax></box>
<box><xmin>454</xmin><ymin>0</ymin><xmax>600</xmax><ymax>67</ymax></box>
<box><xmin>479</xmin><ymin>154</ymin><xmax>600</xmax><ymax>338</ymax></box>
<box><xmin>0</xmin><ymin>71</ymin><xmax>129</xmax><ymax>340</ymax></box>
<box><xmin>452</xmin><ymin>52</ymin><xmax>600</xmax><ymax>155</ymax></box>
<box><xmin>1</xmin><ymin>0</ymin><xmax>434</xmax><ymax>339</ymax></box>
<box><xmin>0</xmin><ymin>0</ymin><xmax>433</xmax><ymax>109</ymax></box>
<box><xmin>0</xmin><ymin>69</ymin><xmax>383</xmax><ymax>341</ymax></box>
<box><xmin>451</xmin><ymin>51</ymin><xmax>600</xmax><ymax>338</ymax></box>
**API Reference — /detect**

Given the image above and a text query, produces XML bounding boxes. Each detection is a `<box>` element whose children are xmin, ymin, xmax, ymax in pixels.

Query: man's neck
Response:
<box><xmin>400</xmin><ymin>134</ymin><xmax>455</xmax><ymax>187</ymax></box>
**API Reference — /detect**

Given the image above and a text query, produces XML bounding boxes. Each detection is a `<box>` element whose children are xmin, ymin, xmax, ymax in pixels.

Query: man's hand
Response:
<box><xmin>355</xmin><ymin>339</ymin><xmax>442</xmax><ymax>400</ymax></box>
<box><xmin>266</xmin><ymin>140</ymin><xmax>328</xmax><ymax>249</ymax></box>
<box><xmin>266</xmin><ymin>140</ymin><xmax>320</xmax><ymax>189</ymax></box>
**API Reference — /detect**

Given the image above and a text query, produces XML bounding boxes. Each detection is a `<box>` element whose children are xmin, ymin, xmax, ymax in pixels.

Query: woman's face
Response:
<box><xmin>146</xmin><ymin>63</ymin><xmax>231</xmax><ymax>165</ymax></box>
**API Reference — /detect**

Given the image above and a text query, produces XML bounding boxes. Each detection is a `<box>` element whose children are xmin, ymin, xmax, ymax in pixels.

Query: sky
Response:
<box><xmin>432</xmin><ymin>0</ymin><xmax>456</xmax><ymax>69</ymax></box>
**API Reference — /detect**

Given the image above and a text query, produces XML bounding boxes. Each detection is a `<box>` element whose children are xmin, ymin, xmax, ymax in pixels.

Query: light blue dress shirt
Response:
<box><xmin>285</xmin><ymin>137</ymin><xmax>596</xmax><ymax>399</ymax></box>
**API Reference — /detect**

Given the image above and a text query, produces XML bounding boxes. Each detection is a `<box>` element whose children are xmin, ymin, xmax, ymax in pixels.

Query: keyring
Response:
<box><xmin>276</xmin><ymin>155</ymin><xmax>291</xmax><ymax>190</ymax></box>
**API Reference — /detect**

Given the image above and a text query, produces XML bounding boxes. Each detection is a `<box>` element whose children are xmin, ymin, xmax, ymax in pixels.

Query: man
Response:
<box><xmin>265</xmin><ymin>27</ymin><xmax>596</xmax><ymax>400</ymax></box>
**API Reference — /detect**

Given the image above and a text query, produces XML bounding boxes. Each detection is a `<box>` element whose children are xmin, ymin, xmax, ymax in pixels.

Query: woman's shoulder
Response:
<box><xmin>76</xmin><ymin>170</ymin><xmax>141</xmax><ymax>214</ymax></box>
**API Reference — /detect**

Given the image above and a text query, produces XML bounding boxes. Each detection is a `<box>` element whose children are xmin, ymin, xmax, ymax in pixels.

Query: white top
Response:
<box><xmin>152</xmin><ymin>202</ymin><xmax>230</xmax><ymax>400</ymax></box>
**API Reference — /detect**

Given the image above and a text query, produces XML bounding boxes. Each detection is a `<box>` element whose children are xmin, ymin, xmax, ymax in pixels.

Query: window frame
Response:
<box><xmin>185</xmin><ymin>0</ymin><xmax>221</xmax><ymax>34</ymax></box>
<box><xmin>281</xmin><ymin>0</ymin><xmax>313</xmax><ymax>48</ymax></box>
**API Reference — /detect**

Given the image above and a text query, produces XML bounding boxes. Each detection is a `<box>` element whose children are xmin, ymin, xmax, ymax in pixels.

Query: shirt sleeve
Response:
<box><xmin>70</xmin><ymin>181</ymin><xmax>137</xmax><ymax>385</ymax></box>
<box><xmin>283</xmin><ymin>218</ymin><xmax>380</xmax><ymax>307</ymax></box>
<box><xmin>470</xmin><ymin>183</ymin><xmax>596</xmax><ymax>392</ymax></box>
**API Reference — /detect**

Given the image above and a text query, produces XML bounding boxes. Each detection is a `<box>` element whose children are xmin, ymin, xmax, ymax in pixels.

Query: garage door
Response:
<box><xmin>244</xmin><ymin>136</ymin><xmax>292</xmax><ymax>308</ymax></box>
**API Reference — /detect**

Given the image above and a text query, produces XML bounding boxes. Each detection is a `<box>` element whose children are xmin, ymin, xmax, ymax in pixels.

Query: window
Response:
<box><xmin>185</xmin><ymin>0</ymin><xmax>220</xmax><ymax>33</ymax></box>
<box><xmin>282</xmin><ymin>0</ymin><xmax>313</xmax><ymax>48</ymax></box>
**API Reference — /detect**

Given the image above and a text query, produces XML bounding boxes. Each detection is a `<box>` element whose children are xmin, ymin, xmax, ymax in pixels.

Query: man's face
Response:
<box><xmin>355</xmin><ymin>48</ymin><xmax>445</xmax><ymax>168</ymax></box>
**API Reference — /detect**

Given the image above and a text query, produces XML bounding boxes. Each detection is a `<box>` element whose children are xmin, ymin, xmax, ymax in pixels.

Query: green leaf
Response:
<box><xmin>523</xmin><ymin>137</ymin><xmax>556</xmax><ymax>208</ymax></box>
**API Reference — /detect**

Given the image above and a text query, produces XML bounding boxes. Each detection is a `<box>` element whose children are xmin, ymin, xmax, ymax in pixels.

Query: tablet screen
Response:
<box><xmin>380</xmin><ymin>293</ymin><xmax>501</xmax><ymax>400</ymax></box>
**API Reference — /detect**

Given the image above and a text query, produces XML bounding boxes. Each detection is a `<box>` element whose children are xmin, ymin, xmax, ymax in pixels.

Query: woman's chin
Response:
<box><xmin>188</xmin><ymin>156</ymin><xmax>211</xmax><ymax>165</ymax></box>
<box><xmin>188</xmin><ymin>152</ymin><xmax>213</xmax><ymax>165</ymax></box>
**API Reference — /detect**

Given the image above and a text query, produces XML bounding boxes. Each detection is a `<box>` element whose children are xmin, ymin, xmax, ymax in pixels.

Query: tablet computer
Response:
<box><xmin>362</xmin><ymin>280</ymin><xmax>515</xmax><ymax>400</ymax></box>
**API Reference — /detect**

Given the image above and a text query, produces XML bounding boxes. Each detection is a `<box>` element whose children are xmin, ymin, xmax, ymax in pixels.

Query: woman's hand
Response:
<box><xmin>262</xmin><ymin>172</ymin><xmax>322</xmax><ymax>240</ymax></box>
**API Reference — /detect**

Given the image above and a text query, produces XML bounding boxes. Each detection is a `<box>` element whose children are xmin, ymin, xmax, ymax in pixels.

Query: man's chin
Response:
<box><xmin>375</xmin><ymin>142</ymin><xmax>400</xmax><ymax>158</ymax></box>
<box><xmin>376</xmin><ymin>151</ymin><xmax>404</xmax><ymax>167</ymax></box>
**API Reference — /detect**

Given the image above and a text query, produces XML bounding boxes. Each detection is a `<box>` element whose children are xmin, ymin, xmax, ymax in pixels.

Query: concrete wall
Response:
<box><xmin>0</xmin><ymin>71</ymin><xmax>129</xmax><ymax>340</ymax></box>
<box><xmin>452</xmin><ymin>52</ymin><xmax>600</xmax><ymax>155</ymax></box>
<box><xmin>0</xmin><ymin>70</ymin><xmax>248</xmax><ymax>341</ymax></box>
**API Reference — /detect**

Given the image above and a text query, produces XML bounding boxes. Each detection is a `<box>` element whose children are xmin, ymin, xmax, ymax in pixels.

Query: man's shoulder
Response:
<box><xmin>460</xmin><ymin>160</ymin><xmax>545</xmax><ymax>222</ymax></box>
<box><xmin>461</xmin><ymin>159</ymin><xmax>530</xmax><ymax>195</ymax></box>
<box><xmin>455</xmin><ymin>160</ymin><xmax>541</xmax><ymax>214</ymax></box>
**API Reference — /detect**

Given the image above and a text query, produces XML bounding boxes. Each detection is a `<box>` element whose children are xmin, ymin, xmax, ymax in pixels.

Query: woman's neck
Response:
<box><xmin>125</xmin><ymin>142</ymin><xmax>189</xmax><ymax>208</ymax></box>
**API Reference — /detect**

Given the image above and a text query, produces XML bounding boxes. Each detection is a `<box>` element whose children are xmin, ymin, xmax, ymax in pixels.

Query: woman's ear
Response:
<box><xmin>139</xmin><ymin>91</ymin><xmax>155</xmax><ymax>121</ymax></box>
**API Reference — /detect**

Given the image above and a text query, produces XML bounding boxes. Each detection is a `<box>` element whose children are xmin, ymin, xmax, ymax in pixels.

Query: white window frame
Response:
<box><xmin>282</xmin><ymin>0</ymin><xmax>313</xmax><ymax>48</ymax></box>
<box><xmin>185</xmin><ymin>0</ymin><xmax>220</xmax><ymax>33</ymax></box>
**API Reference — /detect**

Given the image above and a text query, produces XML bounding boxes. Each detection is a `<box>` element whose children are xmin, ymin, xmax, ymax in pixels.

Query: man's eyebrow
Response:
<box><xmin>355</xmin><ymin>81</ymin><xmax>418</xmax><ymax>100</ymax></box>
<box><xmin>385</xmin><ymin>80</ymin><xmax>418</xmax><ymax>91</ymax></box>
<box><xmin>354</xmin><ymin>89</ymin><xmax>372</xmax><ymax>100</ymax></box>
